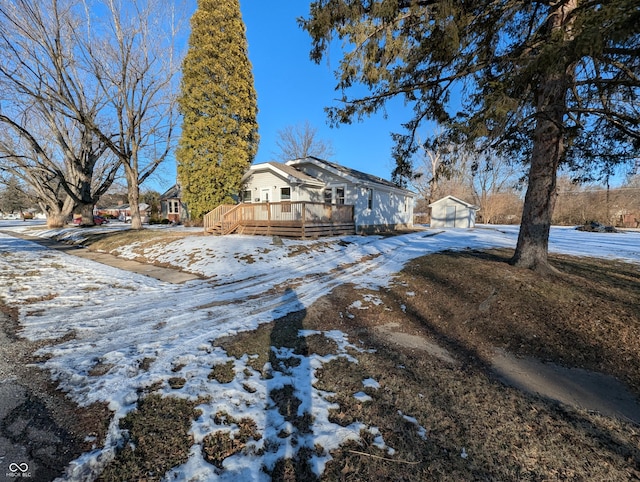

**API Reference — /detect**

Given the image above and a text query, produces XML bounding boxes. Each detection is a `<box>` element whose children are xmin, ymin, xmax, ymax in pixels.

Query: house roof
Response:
<box><xmin>242</xmin><ymin>162</ymin><xmax>325</xmax><ymax>187</ymax></box>
<box><xmin>160</xmin><ymin>184</ymin><xmax>181</xmax><ymax>200</ymax></box>
<box><xmin>428</xmin><ymin>195</ymin><xmax>480</xmax><ymax>210</ymax></box>
<box><xmin>287</xmin><ymin>156</ymin><xmax>414</xmax><ymax>195</ymax></box>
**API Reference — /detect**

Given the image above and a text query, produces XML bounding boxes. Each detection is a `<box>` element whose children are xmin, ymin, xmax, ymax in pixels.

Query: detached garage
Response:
<box><xmin>429</xmin><ymin>195</ymin><xmax>479</xmax><ymax>228</ymax></box>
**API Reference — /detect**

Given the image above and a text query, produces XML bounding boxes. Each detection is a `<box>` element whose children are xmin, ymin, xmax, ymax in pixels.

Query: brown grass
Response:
<box><xmin>210</xmin><ymin>248</ymin><xmax>640</xmax><ymax>480</ymax></box>
<box><xmin>98</xmin><ymin>394</ymin><xmax>201</xmax><ymax>482</ymax></box>
<box><xmin>202</xmin><ymin>413</ymin><xmax>262</xmax><ymax>468</ymax></box>
<box><xmin>76</xmin><ymin>228</ymin><xmax>198</xmax><ymax>254</ymax></box>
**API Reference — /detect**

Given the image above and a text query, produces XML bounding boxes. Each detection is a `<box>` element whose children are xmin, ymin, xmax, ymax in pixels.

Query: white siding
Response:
<box><xmin>354</xmin><ymin>186</ymin><xmax>414</xmax><ymax>231</ymax></box>
<box><xmin>243</xmin><ymin>171</ymin><xmax>323</xmax><ymax>203</ymax></box>
<box><xmin>244</xmin><ymin>161</ymin><xmax>415</xmax><ymax>233</ymax></box>
<box><xmin>430</xmin><ymin>198</ymin><xmax>476</xmax><ymax>228</ymax></box>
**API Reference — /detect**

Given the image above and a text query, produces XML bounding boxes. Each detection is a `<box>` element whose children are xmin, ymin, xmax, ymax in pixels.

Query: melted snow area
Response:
<box><xmin>0</xmin><ymin>222</ymin><xmax>638</xmax><ymax>481</ymax></box>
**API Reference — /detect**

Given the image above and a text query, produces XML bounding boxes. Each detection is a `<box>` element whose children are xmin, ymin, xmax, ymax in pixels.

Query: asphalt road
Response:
<box><xmin>0</xmin><ymin>309</ymin><xmax>85</xmax><ymax>482</ymax></box>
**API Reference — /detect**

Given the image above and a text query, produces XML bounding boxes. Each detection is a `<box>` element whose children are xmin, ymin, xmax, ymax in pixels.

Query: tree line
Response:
<box><xmin>411</xmin><ymin>135</ymin><xmax>640</xmax><ymax>228</ymax></box>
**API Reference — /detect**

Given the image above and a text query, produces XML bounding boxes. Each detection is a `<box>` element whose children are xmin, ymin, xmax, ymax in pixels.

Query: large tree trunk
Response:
<box><xmin>44</xmin><ymin>196</ymin><xmax>75</xmax><ymax>228</ymax></box>
<box><xmin>46</xmin><ymin>213</ymin><xmax>68</xmax><ymax>228</ymax></box>
<box><xmin>510</xmin><ymin>110</ymin><xmax>562</xmax><ymax>273</ymax></box>
<box><xmin>77</xmin><ymin>202</ymin><xmax>95</xmax><ymax>226</ymax></box>
<box><xmin>510</xmin><ymin>0</ymin><xmax>576</xmax><ymax>274</ymax></box>
<box><xmin>125</xmin><ymin>166</ymin><xmax>143</xmax><ymax>230</ymax></box>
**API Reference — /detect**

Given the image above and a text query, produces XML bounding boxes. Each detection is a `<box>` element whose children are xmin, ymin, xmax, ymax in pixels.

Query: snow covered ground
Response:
<box><xmin>0</xmin><ymin>221</ymin><xmax>638</xmax><ymax>481</ymax></box>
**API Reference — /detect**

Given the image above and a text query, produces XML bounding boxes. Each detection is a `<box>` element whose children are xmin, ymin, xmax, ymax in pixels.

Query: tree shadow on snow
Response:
<box><xmin>264</xmin><ymin>287</ymin><xmax>319</xmax><ymax>481</ymax></box>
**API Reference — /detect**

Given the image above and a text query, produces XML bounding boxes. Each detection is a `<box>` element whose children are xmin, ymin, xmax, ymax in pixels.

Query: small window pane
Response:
<box><xmin>280</xmin><ymin>187</ymin><xmax>291</xmax><ymax>200</ymax></box>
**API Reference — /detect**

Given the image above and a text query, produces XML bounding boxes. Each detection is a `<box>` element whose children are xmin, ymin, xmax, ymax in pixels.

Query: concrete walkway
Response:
<box><xmin>492</xmin><ymin>349</ymin><xmax>640</xmax><ymax>424</ymax></box>
<box><xmin>0</xmin><ymin>231</ymin><xmax>201</xmax><ymax>284</ymax></box>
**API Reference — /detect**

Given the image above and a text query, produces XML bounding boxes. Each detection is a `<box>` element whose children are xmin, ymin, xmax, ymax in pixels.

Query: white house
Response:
<box><xmin>429</xmin><ymin>195</ymin><xmax>479</xmax><ymax>228</ymax></box>
<box><xmin>240</xmin><ymin>157</ymin><xmax>415</xmax><ymax>234</ymax></box>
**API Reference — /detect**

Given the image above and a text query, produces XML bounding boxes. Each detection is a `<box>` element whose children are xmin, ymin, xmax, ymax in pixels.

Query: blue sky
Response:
<box><xmin>152</xmin><ymin>1</ymin><xmax>422</xmax><ymax>193</ymax></box>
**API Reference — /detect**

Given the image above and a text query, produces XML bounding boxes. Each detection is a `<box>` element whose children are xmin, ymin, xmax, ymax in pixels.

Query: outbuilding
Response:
<box><xmin>429</xmin><ymin>195</ymin><xmax>479</xmax><ymax>228</ymax></box>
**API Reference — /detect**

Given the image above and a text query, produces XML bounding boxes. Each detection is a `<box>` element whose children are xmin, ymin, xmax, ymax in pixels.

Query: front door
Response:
<box><xmin>260</xmin><ymin>188</ymin><xmax>271</xmax><ymax>203</ymax></box>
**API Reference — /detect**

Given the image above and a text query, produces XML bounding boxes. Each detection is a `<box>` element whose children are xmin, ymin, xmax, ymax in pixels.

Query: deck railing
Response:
<box><xmin>204</xmin><ymin>201</ymin><xmax>355</xmax><ymax>236</ymax></box>
<box><xmin>203</xmin><ymin>204</ymin><xmax>238</xmax><ymax>232</ymax></box>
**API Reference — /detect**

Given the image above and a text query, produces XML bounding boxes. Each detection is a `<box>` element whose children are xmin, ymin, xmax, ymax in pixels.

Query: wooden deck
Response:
<box><xmin>204</xmin><ymin>202</ymin><xmax>355</xmax><ymax>238</ymax></box>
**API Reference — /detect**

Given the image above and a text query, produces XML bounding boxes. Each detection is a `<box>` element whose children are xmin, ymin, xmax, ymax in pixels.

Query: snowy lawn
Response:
<box><xmin>0</xmin><ymin>221</ymin><xmax>639</xmax><ymax>480</ymax></box>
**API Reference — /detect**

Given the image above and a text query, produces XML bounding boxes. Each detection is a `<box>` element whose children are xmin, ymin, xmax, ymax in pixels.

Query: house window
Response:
<box><xmin>168</xmin><ymin>200</ymin><xmax>180</xmax><ymax>214</ymax></box>
<box><xmin>367</xmin><ymin>189</ymin><xmax>374</xmax><ymax>210</ymax></box>
<box><xmin>242</xmin><ymin>190</ymin><xmax>252</xmax><ymax>203</ymax></box>
<box><xmin>280</xmin><ymin>187</ymin><xmax>291</xmax><ymax>200</ymax></box>
<box><xmin>324</xmin><ymin>188</ymin><xmax>332</xmax><ymax>204</ymax></box>
<box><xmin>336</xmin><ymin>187</ymin><xmax>345</xmax><ymax>205</ymax></box>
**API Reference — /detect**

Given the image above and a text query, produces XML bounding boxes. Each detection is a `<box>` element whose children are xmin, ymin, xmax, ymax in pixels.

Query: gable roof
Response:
<box><xmin>286</xmin><ymin>156</ymin><xmax>414</xmax><ymax>195</ymax></box>
<box><xmin>242</xmin><ymin>161</ymin><xmax>324</xmax><ymax>187</ymax></box>
<box><xmin>160</xmin><ymin>184</ymin><xmax>181</xmax><ymax>200</ymax></box>
<box><xmin>428</xmin><ymin>195</ymin><xmax>480</xmax><ymax>210</ymax></box>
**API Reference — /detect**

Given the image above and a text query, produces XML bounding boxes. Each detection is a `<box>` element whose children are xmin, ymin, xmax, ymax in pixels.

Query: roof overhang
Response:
<box><xmin>287</xmin><ymin>157</ymin><xmax>415</xmax><ymax>197</ymax></box>
<box><xmin>242</xmin><ymin>162</ymin><xmax>325</xmax><ymax>188</ymax></box>
<box><xmin>428</xmin><ymin>195</ymin><xmax>480</xmax><ymax>210</ymax></box>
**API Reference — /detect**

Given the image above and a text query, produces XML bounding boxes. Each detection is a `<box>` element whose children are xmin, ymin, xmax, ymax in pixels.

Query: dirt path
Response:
<box><xmin>492</xmin><ymin>349</ymin><xmax>640</xmax><ymax>424</ymax></box>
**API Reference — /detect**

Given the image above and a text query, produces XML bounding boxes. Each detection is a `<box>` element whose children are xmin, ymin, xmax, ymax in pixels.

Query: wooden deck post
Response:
<box><xmin>267</xmin><ymin>202</ymin><xmax>271</xmax><ymax>236</ymax></box>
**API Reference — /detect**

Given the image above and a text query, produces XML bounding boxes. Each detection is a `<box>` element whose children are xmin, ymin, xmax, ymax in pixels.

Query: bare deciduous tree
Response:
<box><xmin>0</xmin><ymin>0</ymin><xmax>119</xmax><ymax>227</ymax></box>
<box><xmin>0</xmin><ymin>0</ymin><xmax>185</xmax><ymax>229</ymax></box>
<box><xmin>84</xmin><ymin>0</ymin><xmax>185</xmax><ymax>229</ymax></box>
<box><xmin>471</xmin><ymin>151</ymin><xmax>522</xmax><ymax>224</ymax></box>
<box><xmin>274</xmin><ymin>121</ymin><xmax>335</xmax><ymax>162</ymax></box>
<box><xmin>412</xmin><ymin>135</ymin><xmax>523</xmax><ymax>224</ymax></box>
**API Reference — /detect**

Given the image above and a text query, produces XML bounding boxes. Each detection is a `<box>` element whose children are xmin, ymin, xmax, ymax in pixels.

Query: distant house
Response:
<box><xmin>232</xmin><ymin>157</ymin><xmax>414</xmax><ymax>235</ymax></box>
<box><xmin>429</xmin><ymin>195</ymin><xmax>479</xmax><ymax>228</ymax></box>
<box><xmin>98</xmin><ymin>203</ymin><xmax>150</xmax><ymax>223</ymax></box>
<box><xmin>160</xmin><ymin>184</ymin><xmax>189</xmax><ymax>223</ymax></box>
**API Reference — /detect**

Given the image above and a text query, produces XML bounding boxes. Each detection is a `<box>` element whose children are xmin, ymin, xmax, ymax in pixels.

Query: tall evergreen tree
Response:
<box><xmin>301</xmin><ymin>0</ymin><xmax>640</xmax><ymax>273</ymax></box>
<box><xmin>177</xmin><ymin>0</ymin><xmax>259</xmax><ymax>221</ymax></box>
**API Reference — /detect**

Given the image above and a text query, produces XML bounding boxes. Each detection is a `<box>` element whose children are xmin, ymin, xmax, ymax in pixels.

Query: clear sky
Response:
<box><xmin>152</xmin><ymin>1</ymin><xmax>424</xmax><ymax>193</ymax></box>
